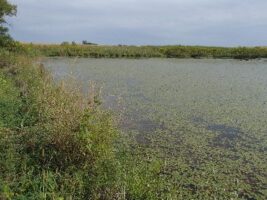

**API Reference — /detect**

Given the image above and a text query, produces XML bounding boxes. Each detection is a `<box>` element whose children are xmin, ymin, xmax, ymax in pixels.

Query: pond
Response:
<box><xmin>43</xmin><ymin>58</ymin><xmax>267</xmax><ymax>198</ymax></box>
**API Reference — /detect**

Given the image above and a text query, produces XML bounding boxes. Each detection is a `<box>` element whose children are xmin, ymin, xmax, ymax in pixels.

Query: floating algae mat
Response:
<box><xmin>44</xmin><ymin>58</ymin><xmax>267</xmax><ymax>199</ymax></box>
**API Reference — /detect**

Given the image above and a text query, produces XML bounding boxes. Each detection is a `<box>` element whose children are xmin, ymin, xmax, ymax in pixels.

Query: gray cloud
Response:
<box><xmin>7</xmin><ymin>0</ymin><xmax>267</xmax><ymax>46</ymax></box>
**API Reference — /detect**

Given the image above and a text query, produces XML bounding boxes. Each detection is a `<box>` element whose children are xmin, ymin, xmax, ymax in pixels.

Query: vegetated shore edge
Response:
<box><xmin>20</xmin><ymin>43</ymin><xmax>267</xmax><ymax>60</ymax></box>
<box><xmin>0</xmin><ymin>50</ymin><xmax>142</xmax><ymax>199</ymax></box>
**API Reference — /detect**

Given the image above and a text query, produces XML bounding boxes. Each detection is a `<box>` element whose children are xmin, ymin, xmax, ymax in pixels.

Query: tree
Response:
<box><xmin>0</xmin><ymin>0</ymin><xmax>17</xmax><ymax>47</ymax></box>
<box><xmin>82</xmin><ymin>40</ymin><xmax>97</xmax><ymax>45</ymax></box>
<box><xmin>82</xmin><ymin>40</ymin><xmax>89</xmax><ymax>45</ymax></box>
<box><xmin>61</xmin><ymin>41</ymin><xmax>70</xmax><ymax>46</ymax></box>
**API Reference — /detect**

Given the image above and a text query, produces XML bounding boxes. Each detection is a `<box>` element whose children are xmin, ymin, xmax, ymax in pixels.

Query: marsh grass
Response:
<box><xmin>21</xmin><ymin>43</ymin><xmax>267</xmax><ymax>60</ymax></box>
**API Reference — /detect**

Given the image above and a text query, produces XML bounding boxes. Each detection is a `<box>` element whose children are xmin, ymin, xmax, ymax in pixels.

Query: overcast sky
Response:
<box><xmin>7</xmin><ymin>0</ymin><xmax>267</xmax><ymax>46</ymax></box>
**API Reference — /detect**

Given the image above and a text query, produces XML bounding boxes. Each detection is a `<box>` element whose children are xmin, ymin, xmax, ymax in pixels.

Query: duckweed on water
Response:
<box><xmin>45</xmin><ymin>58</ymin><xmax>267</xmax><ymax>199</ymax></box>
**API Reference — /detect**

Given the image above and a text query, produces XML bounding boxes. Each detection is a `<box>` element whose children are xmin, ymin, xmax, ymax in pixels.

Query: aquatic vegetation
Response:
<box><xmin>1</xmin><ymin>52</ymin><xmax>267</xmax><ymax>199</ymax></box>
<box><xmin>45</xmin><ymin>57</ymin><xmax>267</xmax><ymax>199</ymax></box>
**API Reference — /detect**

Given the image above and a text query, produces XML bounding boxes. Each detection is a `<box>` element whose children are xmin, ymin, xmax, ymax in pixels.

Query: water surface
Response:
<box><xmin>44</xmin><ymin>58</ymin><xmax>267</xmax><ymax>135</ymax></box>
<box><xmin>44</xmin><ymin>58</ymin><xmax>267</xmax><ymax>198</ymax></box>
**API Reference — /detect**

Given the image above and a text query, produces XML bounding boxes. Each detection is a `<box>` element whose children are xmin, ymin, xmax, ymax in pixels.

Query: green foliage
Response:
<box><xmin>82</xmin><ymin>40</ymin><xmax>97</xmax><ymax>45</ymax></box>
<box><xmin>0</xmin><ymin>0</ymin><xmax>17</xmax><ymax>47</ymax></box>
<box><xmin>21</xmin><ymin>43</ymin><xmax>267</xmax><ymax>59</ymax></box>
<box><xmin>0</xmin><ymin>0</ymin><xmax>16</xmax><ymax>21</ymax></box>
<box><xmin>0</xmin><ymin>54</ymin><xmax>121</xmax><ymax>199</ymax></box>
<box><xmin>0</xmin><ymin>72</ymin><xmax>21</xmax><ymax>127</ymax></box>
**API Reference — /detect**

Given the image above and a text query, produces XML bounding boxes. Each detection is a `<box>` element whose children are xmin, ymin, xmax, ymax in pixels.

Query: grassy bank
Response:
<box><xmin>0</xmin><ymin>51</ymin><xmax>121</xmax><ymax>199</ymax></box>
<box><xmin>22</xmin><ymin>43</ymin><xmax>267</xmax><ymax>59</ymax></box>
<box><xmin>0</xmin><ymin>50</ymin><xmax>181</xmax><ymax>200</ymax></box>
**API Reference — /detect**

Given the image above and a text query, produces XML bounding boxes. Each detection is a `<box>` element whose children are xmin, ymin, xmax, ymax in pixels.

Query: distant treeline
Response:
<box><xmin>20</xmin><ymin>43</ymin><xmax>267</xmax><ymax>59</ymax></box>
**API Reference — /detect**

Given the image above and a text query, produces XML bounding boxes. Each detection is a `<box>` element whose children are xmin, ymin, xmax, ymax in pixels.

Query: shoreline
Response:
<box><xmin>20</xmin><ymin>43</ymin><xmax>267</xmax><ymax>60</ymax></box>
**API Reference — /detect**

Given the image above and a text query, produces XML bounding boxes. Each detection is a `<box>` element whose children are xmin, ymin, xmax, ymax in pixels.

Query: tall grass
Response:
<box><xmin>0</xmin><ymin>52</ymin><xmax>121</xmax><ymax>199</ymax></box>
